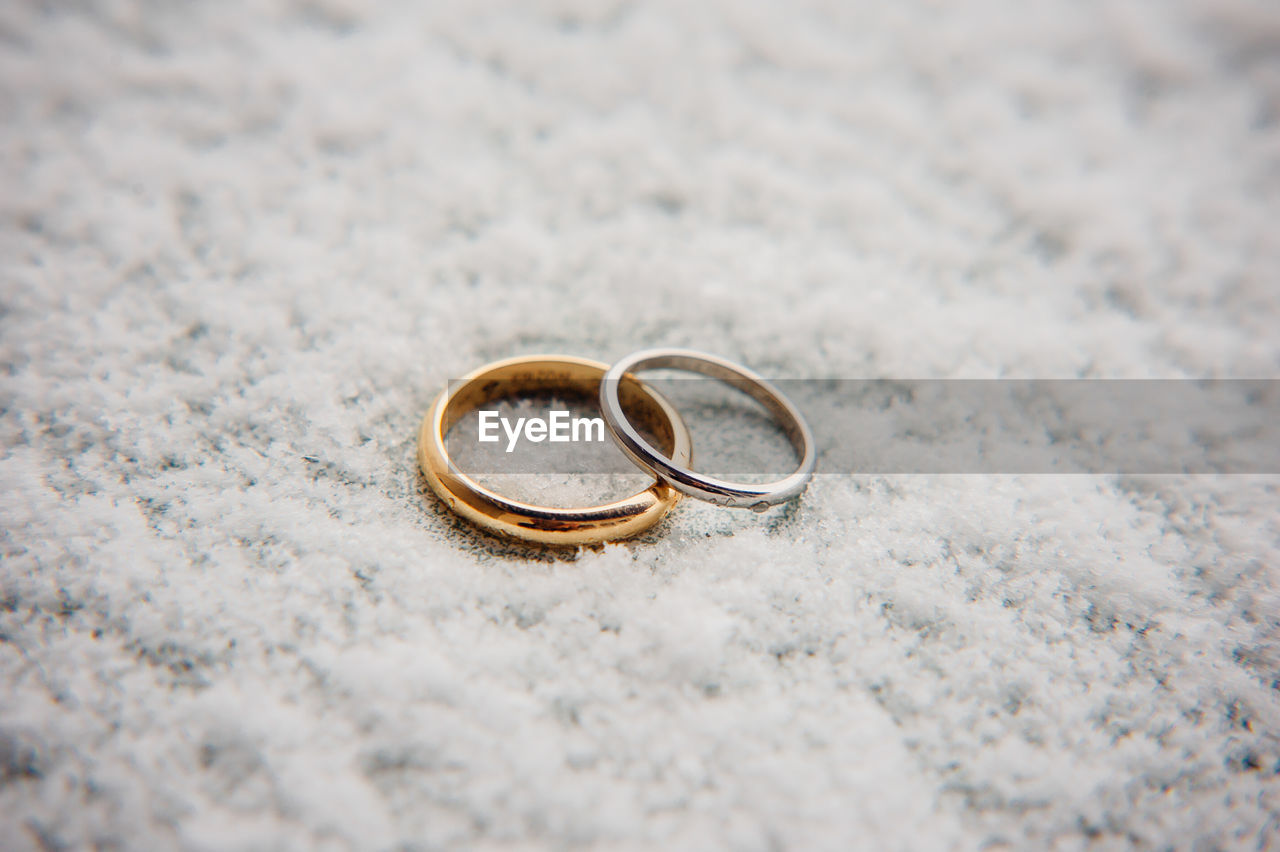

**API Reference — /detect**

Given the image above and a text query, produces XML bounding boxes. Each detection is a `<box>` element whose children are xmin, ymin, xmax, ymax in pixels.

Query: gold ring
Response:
<box><xmin>417</xmin><ymin>355</ymin><xmax>692</xmax><ymax>545</ymax></box>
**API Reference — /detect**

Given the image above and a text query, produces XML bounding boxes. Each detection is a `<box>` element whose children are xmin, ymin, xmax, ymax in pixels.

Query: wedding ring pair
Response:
<box><xmin>417</xmin><ymin>349</ymin><xmax>815</xmax><ymax>546</ymax></box>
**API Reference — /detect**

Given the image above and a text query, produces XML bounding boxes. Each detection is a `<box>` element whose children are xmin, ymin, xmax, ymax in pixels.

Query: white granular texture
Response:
<box><xmin>2</xmin><ymin>1</ymin><xmax>1278</xmax><ymax>849</ymax></box>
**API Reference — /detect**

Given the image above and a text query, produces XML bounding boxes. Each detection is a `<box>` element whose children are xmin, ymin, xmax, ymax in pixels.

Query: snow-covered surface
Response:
<box><xmin>2</xmin><ymin>0</ymin><xmax>1279</xmax><ymax>848</ymax></box>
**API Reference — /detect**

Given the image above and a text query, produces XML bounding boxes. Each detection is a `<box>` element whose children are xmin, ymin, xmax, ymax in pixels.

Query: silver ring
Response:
<box><xmin>600</xmin><ymin>348</ymin><xmax>816</xmax><ymax>511</ymax></box>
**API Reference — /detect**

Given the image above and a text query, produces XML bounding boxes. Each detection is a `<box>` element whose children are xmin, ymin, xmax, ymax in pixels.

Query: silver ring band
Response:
<box><xmin>600</xmin><ymin>348</ymin><xmax>816</xmax><ymax>510</ymax></box>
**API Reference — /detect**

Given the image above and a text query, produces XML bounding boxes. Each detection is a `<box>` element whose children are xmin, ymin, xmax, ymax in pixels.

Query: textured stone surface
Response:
<box><xmin>2</xmin><ymin>0</ymin><xmax>1278</xmax><ymax>848</ymax></box>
